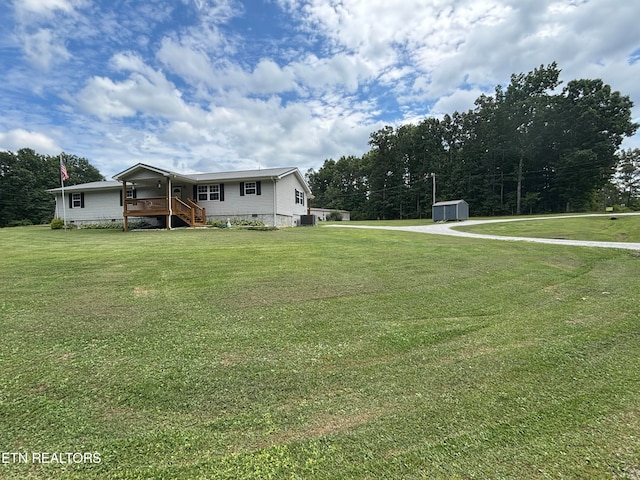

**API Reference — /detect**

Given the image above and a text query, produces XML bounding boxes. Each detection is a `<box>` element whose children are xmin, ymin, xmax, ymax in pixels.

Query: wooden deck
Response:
<box><xmin>123</xmin><ymin>196</ymin><xmax>206</xmax><ymax>230</ymax></box>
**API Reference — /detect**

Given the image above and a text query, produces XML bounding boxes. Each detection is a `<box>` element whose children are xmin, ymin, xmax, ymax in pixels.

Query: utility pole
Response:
<box><xmin>430</xmin><ymin>172</ymin><xmax>436</xmax><ymax>205</ymax></box>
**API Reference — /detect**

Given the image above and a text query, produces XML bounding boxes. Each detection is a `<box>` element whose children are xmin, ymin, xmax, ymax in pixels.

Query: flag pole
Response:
<box><xmin>60</xmin><ymin>159</ymin><xmax>68</xmax><ymax>229</ymax></box>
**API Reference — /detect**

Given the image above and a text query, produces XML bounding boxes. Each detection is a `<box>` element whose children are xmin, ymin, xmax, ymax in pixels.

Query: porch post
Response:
<box><xmin>166</xmin><ymin>177</ymin><xmax>172</xmax><ymax>230</ymax></box>
<box><xmin>123</xmin><ymin>181</ymin><xmax>128</xmax><ymax>232</ymax></box>
<box><xmin>273</xmin><ymin>178</ymin><xmax>277</xmax><ymax>227</ymax></box>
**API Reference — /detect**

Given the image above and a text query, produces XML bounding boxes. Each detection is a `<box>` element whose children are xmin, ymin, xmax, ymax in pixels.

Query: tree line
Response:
<box><xmin>307</xmin><ymin>63</ymin><xmax>640</xmax><ymax>219</ymax></box>
<box><xmin>0</xmin><ymin>148</ymin><xmax>103</xmax><ymax>227</ymax></box>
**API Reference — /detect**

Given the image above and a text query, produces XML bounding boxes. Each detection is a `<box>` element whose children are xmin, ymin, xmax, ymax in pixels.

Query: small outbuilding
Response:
<box><xmin>309</xmin><ymin>207</ymin><xmax>351</xmax><ymax>221</ymax></box>
<box><xmin>432</xmin><ymin>200</ymin><xmax>469</xmax><ymax>222</ymax></box>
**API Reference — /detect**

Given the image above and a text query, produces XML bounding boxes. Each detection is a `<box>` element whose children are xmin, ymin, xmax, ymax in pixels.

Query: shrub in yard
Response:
<box><xmin>208</xmin><ymin>220</ymin><xmax>229</xmax><ymax>228</ymax></box>
<box><xmin>207</xmin><ymin>219</ymin><xmax>266</xmax><ymax>228</ymax></box>
<box><xmin>236</xmin><ymin>219</ymin><xmax>266</xmax><ymax>227</ymax></box>
<box><xmin>79</xmin><ymin>220</ymin><xmax>153</xmax><ymax>230</ymax></box>
<box><xmin>80</xmin><ymin>222</ymin><xmax>123</xmax><ymax>229</ymax></box>
<box><xmin>326</xmin><ymin>211</ymin><xmax>343</xmax><ymax>221</ymax></box>
<box><xmin>50</xmin><ymin>218</ymin><xmax>64</xmax><ymax>229</ymax></box>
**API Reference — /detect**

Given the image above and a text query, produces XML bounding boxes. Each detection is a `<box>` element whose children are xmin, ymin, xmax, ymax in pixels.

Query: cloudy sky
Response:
<box><xmin>1</xmin><ymin>0</ymin><xmax>639</xmax><ymax>179</ymax></box>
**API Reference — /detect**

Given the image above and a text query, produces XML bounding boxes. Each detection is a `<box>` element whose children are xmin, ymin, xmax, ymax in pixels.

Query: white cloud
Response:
<box><xmin>292</xmin><ymin>52</ymin><xmax>370</xmax><ymax>93</ymax></box>
<box><xmin>275</xmin><ymin>0</ymin><xmax>516</xmax><ymax>103</ymax></box>
<box><xmin>76</xmin><ymin>76</ymin><xmax>138</xmax><ymax>119</ymax></box>
<box><xmin>3</xmin><ymin>0</ymin><xmax>639</xmax><ymax>179</ymax></box>
<box><xmin>15</xmin><ymin>0</ymin><xmax>78</xmax><ymax>18</ymax></box>
<box><xmin>76</xmin><ymin>53</ymin><xmax>207</xmax><ymax>123</ymax></box>
<box><xmin>156</xmin><ymin>37</ymin><xmax>218</xmax><ymax>87</ymax></box>
<box><xmin>249</xmin><ymin>59</ymin><xmax>297</xmax><ymax>94</ymax></box>
<box><xmin>0</xmin><ymin>129</ymin><xmax>62</xmax><ymax>154</ymax></box>
<box><xmin>187</xmin><ymin>0</ymin><xmax>243</xmax><ymax>22</ymax></box>
<box><xmin>21</xmin><ymin>29</ymin><xmax>71</xmax><ymax>70</ymax></box>
<box><xmin>12</xmin><ymin>0</ymin><xmax>87</xmax><ymax>70</ymax></box>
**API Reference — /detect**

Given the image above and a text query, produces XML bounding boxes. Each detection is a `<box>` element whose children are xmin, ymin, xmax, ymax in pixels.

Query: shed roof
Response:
<box><xmin>433</xmin><ymin>200</ymin><xmax>467</xmax><ymax>206</ymax></box>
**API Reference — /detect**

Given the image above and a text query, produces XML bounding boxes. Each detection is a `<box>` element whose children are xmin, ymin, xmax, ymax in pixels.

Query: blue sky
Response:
<box><xmin>1</xmin><ymin>0</ymin><xmax>639</xmax><ymax>179</ymax></box>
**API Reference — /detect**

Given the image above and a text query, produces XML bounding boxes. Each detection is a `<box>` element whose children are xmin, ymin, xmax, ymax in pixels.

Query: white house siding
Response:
<box><xmin>55</xmin><ymin>189</ymin><xmax>123</xmax><ymax>225</ymax></box>
<box><xmin>49</xmin><ymin>165</ymin><xmax>313</xmax><ymax>229</ymax></box>
<box><xmin>134</xmin><ymin>186</ymin><xmax>162</xmax><ymax>199</ymax></box>
<box><xmin>196</xmin><ymin>174</ymin><xmax>308</xmax><ymax>227</ymax></box>
<box><xmin>125</xmin><ymin>170</ymin><xmax>164</xmax><ymax>182</ymax></box>
<box><xmin>199</xmin><ymin>180</ymin><xmax>278</xmax><ymax>225</ymax></box>
<box><xmin>276</xmin><ymin>173</ymin><xmax>308</xmax><ymax>225</ymax></box>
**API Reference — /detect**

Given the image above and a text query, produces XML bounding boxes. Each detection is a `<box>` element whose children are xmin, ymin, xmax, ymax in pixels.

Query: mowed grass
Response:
<box><xmin>0</xmin><ymin>224</ymin><xmax>639</xmax><ymax>479</ymax></box>
<box><xmin>455</xmin><ymin>214</ymin><xmax>640</xmax><ymax>243</ymax></box>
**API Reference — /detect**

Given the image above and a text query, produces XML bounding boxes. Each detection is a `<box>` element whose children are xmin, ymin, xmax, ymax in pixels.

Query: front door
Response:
<box><xmin>172</xmin><ymin>186</ymin><xmax>183</xmax><ymax>200</ymax></box>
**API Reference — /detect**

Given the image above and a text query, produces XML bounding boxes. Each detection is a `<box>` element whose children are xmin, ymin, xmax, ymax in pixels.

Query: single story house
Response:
<box><xmin>47</xmin><ymin>163</ymin><xmax>313</xmax><ymax>230</ymax></box>
<box><xmin>432</xmin><ymin>200</ymin><xmax>469</xmax><ymax>222</ymax></box>
<box><xmin>309</xmin><ymin>207</ymin><xmax>351</xmax><ymax>221</ymax></box>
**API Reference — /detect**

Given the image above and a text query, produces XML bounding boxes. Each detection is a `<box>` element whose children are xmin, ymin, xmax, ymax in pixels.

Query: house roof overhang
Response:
<box><xmin>46</xmin><ymin>181</ymin><xmax>122</xmax><ymax>194</ymax></box>
<box><xmin>189</xmin><ymin>167</ymin><xmax>314</xmax><ymax>197</ymax></box>
<box><xmin>52</xmin><ymin>163</ymin><xmax>314</xmax><ymax>197</ymax></box>
<box><xmin>112</xmin><ymin>163</ymin><xmax>194</xmax><ymax>184</ymax></box>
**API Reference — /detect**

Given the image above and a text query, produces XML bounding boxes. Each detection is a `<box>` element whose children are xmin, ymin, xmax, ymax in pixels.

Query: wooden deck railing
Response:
<box><xmin>124</xmin><ymin>196</ymin><xmax>168</xmax><ymax>215</ymax></box>
<box><xmin>172</xmin><ymin>197</ymin><xmax>206</xmax><ymax>226</ymax></box>
<box><xmin>185</xmin><ymin>198</ymin><xmax>205</xmax><ymax>223</ymax></box>
<box><xmin>123</xmin><ymin>195</ymin><xmax>205</xmax><ymax>227</ymax></box>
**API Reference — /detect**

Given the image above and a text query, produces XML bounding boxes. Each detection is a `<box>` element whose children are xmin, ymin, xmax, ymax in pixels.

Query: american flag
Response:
<box><xmin>60</xmin><ymin>161</ymin><xmax>69</xmax><ymax>181</ymax></box>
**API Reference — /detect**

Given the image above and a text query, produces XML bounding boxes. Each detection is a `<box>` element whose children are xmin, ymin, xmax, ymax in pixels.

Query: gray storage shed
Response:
<box><xmin>432</xmin><ymin>200</ymin><xmax>469</xmax><ymax>222</ymax></box>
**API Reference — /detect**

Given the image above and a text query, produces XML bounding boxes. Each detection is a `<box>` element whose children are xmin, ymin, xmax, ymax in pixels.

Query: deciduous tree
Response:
<box><xmin>0</xmin><ymin>148</ymin><xmax>104</xmax><ymax>227</ymax></box>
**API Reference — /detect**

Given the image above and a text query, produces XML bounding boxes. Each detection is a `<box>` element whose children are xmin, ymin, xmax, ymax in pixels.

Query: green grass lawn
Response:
<box><xmin>1</xmin><ymin>224</ymin><xmax>639</xmax><ymax>479</ymax></box>
<box><xmin>455</xmin><ymin>214</ymin><xmax>640</xmax><ymax>243</ymax></box>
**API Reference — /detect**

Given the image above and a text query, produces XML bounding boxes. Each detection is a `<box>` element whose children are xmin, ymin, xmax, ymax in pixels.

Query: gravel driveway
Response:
<box><xmin>326</xmin><ymin>213</ymin><xmax>640</xmax><ymax>251</ymax></box>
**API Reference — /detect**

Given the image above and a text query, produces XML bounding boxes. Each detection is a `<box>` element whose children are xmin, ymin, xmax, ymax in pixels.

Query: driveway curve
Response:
<box><xmin>326</xmin><ymin>213</ymin><xmax>640</xmax><ymax>251</ymax></box>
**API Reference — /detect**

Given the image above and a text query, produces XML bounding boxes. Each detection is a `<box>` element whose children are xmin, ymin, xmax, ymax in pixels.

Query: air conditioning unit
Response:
<box><xmin>299</xmin><ymin>215</ymin><xmax>317</xmax><ymax>226</ymax></box>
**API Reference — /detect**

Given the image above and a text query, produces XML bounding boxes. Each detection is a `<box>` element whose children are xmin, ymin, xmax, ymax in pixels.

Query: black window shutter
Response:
<box><xmin>68</xmin><ymin>193</ymin><xmax>73</xmax><ymax>209</ymax></box>
<box><xmin>302</xmin><ymin>192</ymin><xmax>305</xmax><ymax>206</ymax></box>
<box><xmin>220</xmin><ymin>183</ymin><xmax>225</xmax><ymax>201</ymax></box>
<box><xmin>133</xmin><ymin>189</ymin><xmax>137</xmax><ymax>199</ymax></box>
<box><xmin>80</xmin><ymin>192</ymin><xmax>85</xmax><ymax>208</ymax></box>
<box><xmin>240</xmin><ymin>182</ymin><xmax>245</xmax><ymax>196</ymax></box>
<box><xmin>193</xmin><ymin>185</ymin><xmax>197</xmax><ymax>200</ymax></box>
<box><xmin>120</xmin><ymin>190</ymin><xmax>123</xmax><ymax>206</ymax></box>
<box><xmin>256</xmin><ymin>181</ymin><xmax>261</xmax><ymax>195</ymax></box>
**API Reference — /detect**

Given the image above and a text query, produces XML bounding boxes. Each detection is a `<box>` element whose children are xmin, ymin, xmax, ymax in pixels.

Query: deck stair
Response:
<box><xmin>172</xmin><ymin>197</ymin><xmax>206</xmax><ymax>227</ymax></box>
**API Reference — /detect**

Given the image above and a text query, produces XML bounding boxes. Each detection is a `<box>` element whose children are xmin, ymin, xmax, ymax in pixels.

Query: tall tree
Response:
<box><xmin>306</xmin><ymin>64</ymin><xmax>637</xmax><ymax>219</ymax></box>
<box><xmin>503</xmin><ymin>63</ymin><xmax>562</xmax><ymax>214</ymax></box>
<box><xmin>306</xmin><ymin>156</ymin><xmax>370</xmax><ymax>219</ymax></box>
<box><xmin>55</xmin><ymin>152</ymin><xmax>104</xmax><ymax>187</ymax></box>
<box><xmin>553</xmin><ymin>79</ymin><xmax>638</xmax><ymax>211</ymax></box>
<box><xmin>0</xmin><ymin>149</ymin><xmax>104</xmax><ymax>227</ymax></box>
<box><xmin>0</xmin><ymin>149</ymin><xmax>49</xmax><ymax>226</ymax></box>
<box><xmin>368</xmin><ymin>126</ymin><xmax>399</xmax><ymax>219</ymax></box>
<box><xmin>616</xmin><ymin>148</ymin><xmax>640</xmax><ymax>207</ymax></box>
<box><xmin>405</xmin><ymin>118</ymin><xmax>449</xmax><ymax>217</ymax></box>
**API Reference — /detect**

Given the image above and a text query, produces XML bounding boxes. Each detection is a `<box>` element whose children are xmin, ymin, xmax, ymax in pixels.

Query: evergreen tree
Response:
<box><xmin>306</xmin><ymin>64</ymin><xmax>638</xmax><ymax>219</ymax></box>
<box><xmin>616</xmin><ymin>149</ymin><xmax>640</xmax><ymax>208</ymax></box>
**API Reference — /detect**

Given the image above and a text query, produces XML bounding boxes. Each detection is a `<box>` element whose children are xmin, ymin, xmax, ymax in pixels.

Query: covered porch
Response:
<box><xmin>114</xmin><ymin>164</ymin><xmax>206</xmax><ymax>231</ymax></box>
